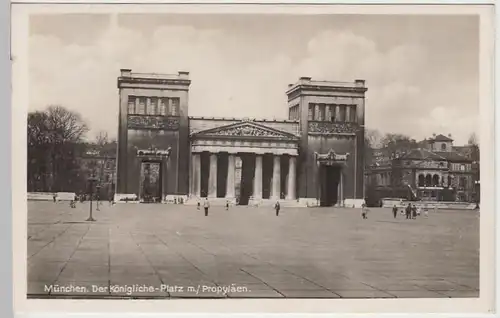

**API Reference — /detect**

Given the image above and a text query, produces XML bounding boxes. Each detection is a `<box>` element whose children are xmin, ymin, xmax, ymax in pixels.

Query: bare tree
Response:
<box><xmin>364</xmin><ymin>129</ymin><xmax>383</xmax><ymax>166</ymax></box>
<box><xmin>95</xmin><ymin>131</ymin><xmax>109</xmax><ymax>146</ymax></box>
<box><xmin>27</xmin><ymin>106</ymin><xmax>89</xmax><ymax>192</ymax></box>
<box><xmin>381</xmin><ymin>133</ymin><xmax>418</xmax><ymax>158</ymax></box>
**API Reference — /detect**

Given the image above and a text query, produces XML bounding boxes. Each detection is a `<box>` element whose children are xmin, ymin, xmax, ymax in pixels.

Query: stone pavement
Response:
<box><xmin>27</xmin><ymin>201</ymin><xmax>479</xmax><ymax>299</ymax></box>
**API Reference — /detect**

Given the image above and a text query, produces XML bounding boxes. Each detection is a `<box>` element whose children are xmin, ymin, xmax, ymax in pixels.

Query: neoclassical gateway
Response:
<box><xmin>115</xmin><ymin>69</ymin><xmax>367</xmax><ymax>207</ymax></box>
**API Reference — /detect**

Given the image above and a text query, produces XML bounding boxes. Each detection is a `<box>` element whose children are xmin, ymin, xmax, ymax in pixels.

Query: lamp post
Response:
<box><xmin>86</xmin><ymin>176</ymin><xmax>98</xmax><ymax>222</ymax></box>
<box><xmin>96</xmin><ymin>184</ymin><xmax>101</xmax><ymax>211</ymax></box>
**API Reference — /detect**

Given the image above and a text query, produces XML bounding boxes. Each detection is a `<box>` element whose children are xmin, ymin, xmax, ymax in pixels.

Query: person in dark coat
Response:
<box><xmin>275</xmin><ymin>201</ymin><xmax>280</xmax><ymax>216</ymax></box>
<box><xmin>392</xmin><ymin>205</ymin><xmax>398</xmax><ymax>218</ymax></box>
<box><xmin>412</xmin><ymin>204</ymin><xmax>417</xmax><ymax>219</ymax></box>
<box><xmin>405</xmin><ymin>203</ymin><xmax>412</xmax><ymax>219</ymax></box>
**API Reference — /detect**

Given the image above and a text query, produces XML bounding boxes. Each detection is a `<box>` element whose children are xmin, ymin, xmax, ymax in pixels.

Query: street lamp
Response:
<box><xmin>86</xmin><ymin>176</ymin><xmax>98</xmax><ymax>222</ymax></box>
<box><xmin>96</xmin><ymin>184</ymin><xmax>102</xmax><ymax>211</ymax></box>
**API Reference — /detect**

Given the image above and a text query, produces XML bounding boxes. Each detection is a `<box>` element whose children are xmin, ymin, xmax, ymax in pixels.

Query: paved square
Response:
<box><xmin>27</xmin><ymin>201</ymin><xmax>479</xmax><ymax>299</ymax></box>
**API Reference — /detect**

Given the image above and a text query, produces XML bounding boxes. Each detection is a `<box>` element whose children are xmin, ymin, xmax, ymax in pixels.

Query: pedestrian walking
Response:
<box><xmin>275</xmin><ymin>201</ymin><xmax>280</xmax><ymax>216</ymax></box>
<box><xmin>405</xmin><ymin>203</ymin><xmax>411</xmax><ymax>219</ymax></box>
<box><xmin>361</xmin><ymin>203</ymin><xmax>369</xmax><ymax>219</ymax></box>
<box><xmin>392</xmin><ymin>205</ymin><xmax>398</xmax><ymax>218</ymax></box>
<box><xmin>203</xmin><ymin>198</ymin><xmax>210</xmax><ymax>216</ymax></box>
<box><xmin>197</xmin><ymin>201</ymin><xmax>200</xmax><ymax>210</ymax></box>
<box><xmin>412</xmin><ymin>204</ymin><xmax>417</xmax><ymax>219</ymax></box>
<box><xmin>226</xmin><ymin>200</ymin><xmax>230</xmax><ymax>211</ymax></box>
<box><xmin>53</xmin><ymin>193</ymin><xmax>57</xmax><ymax>203</ymax></box>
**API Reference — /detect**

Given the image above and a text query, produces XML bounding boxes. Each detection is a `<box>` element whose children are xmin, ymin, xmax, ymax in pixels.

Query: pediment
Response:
<box><xmin>192</xmin><ymin>122</ymin><xmax>298</xmax><ymax>140</ymax></box>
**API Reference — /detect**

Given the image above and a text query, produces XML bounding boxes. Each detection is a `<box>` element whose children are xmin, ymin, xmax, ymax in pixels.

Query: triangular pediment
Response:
<box><xmin>192</xmin><ymin>121</ymin><xmax>298</xmax><ymax>140</ymax></box>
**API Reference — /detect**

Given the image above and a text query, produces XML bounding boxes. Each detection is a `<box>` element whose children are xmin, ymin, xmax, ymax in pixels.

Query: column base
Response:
<box><xmin>114</xmin><ymin>193</ymin><xmax>139</xmax><ymax>203</ymax></box>
<box><xmin>162</xmin><ymin>195</ymin><xmax>189</xmax><ymax>204</ymax></box>
<box><xmin>298</xmin><ymin>198</ymin><xmax>320</xmax><ymax>207</ymax></box>
<box><xmin>184</xmin><ymin>197</ymin><xmax>234</xmax><ymax>206</ymax></box>
<box><xmin>343</xmin><ymin>198</ymin><xmax>366</xmax><ymax>208</ymax></box>
<box><xmin>249</xmin><ymin>198</ymin><xmax>302</xmax><ymax>207</ymax></box>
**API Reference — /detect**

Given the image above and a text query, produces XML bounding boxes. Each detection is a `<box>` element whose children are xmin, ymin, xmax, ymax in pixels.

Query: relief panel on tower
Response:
<box><xmin>307</xmin><ymin>103</ymin><xmax>358</xmax><ymax>135</ymax></box>
<box><xmin>127</xmin><ymin>96</ymin><xmax>180</xmax><ymax>130</ymax></box>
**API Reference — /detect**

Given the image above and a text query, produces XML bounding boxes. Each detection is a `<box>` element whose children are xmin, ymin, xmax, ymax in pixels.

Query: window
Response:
<box><xmin>308</xmin><ymin>105</ymin><xmax>314</xmax><ymax>120</ymax></box>
<box><xmin>425</xmin><ymin>174</ymin><xmax>432</xmax><ymax>186</ymax></box>
<box><xmin>460</xmin><ymin>164</ymin><xmax>466</xmax><ymax>172</ymax></box>
<box><xmin>331</xmin><ymin>105</ymin><xmax>337</xmax><ymax>122</ymax></box>
<box><xmin>432</xmin><ymin>174</ymin><xmax>440</xmax><ymax>186</ymax></box>
<box><xmin>459</xmin><ymin>177</ymin><xmax>467</xmax><ymax>189</ymax></box>
<box><xmin>314</xmin><ymin>105</ymin><xmax>320</xmax><ymax>121</ymax></box>
<box><xmin>146</xmin><ymin>98</ymin><xmax>156</xmax><ymax>115</ymax></box>
<box><xmin>127</xmin><ymin>96</ymin><xmax>135</xmax><ymax>114</ymax></box>
<box><xmin>418</xmin><ymin>174</ymin><xmax>425</xmax><ymax>187</ymax></box>
<box><xmin>169</xmin><ymin>98</ymin><xmax>180</xmax><ymax>116</ymax></box>
<box><xmin>350</xmin><ymin>106</ymin><xmax>357</xmax><ymax>122</ymax></box>
<box><xmin>338</xmin><ymin>105</ymin><xmax>346</xmax><ymax>122</ymax></box>
<box><xmin>441</xmin><ymin>143</ymin><xmax>447</xmax><ymax>151</ymax></box>
<box><xmin>318</xmin><ymin>105</ymin><xmax>325</xmax><ymax>121</ymax></box>
<box><xmin>324</xmin><ymin>106</ymin><xmax>330</xmax><ymax>122</ymax></box>
<box><xmin>137</xmin><ymin>97</ymin><xmax>146</xmax><ymax>114</ymax></box>
<box><xmin>159</xmin><ymin>98</ymin><xmax>167</xmax><ymax>116</ymax></box>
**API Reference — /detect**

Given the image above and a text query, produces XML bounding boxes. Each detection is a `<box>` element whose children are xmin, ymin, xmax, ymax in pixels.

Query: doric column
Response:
<box><xmin>271</xmin><ymin>155</ymin><xmax>281</xmax><ymax>200</ymax></box>
<box><xmin>208</xmin><ymin>153</ymin><xmax>218</xmax><ymax>198</ymax></box>
<box><xmin>192</xmin><ymin>153</ymin><xmax>201</xmax><ymax>197</ymax></box>
<box><xmin>335</xmin><ymin>105</ymin><xmax>341</xmax><ymax>122</ymax></box>
<box><xmin>135</xmin><ymin>97</ymin><xmax>140</xmax><ymax>114</ymax></box>
<box><xmin>226</xmin><ymin>154</ymin><xmax>236</xmax><ymax>199</ymax></box>
<box><xmin>253</xmin><ymin>155</ymin><xmax>263</xmax><ymax>199</ymax></box>
<box><xmin>286</xmin><ymin>156</ymin><xmax>296</xmax><ymax>200</ymax></box>
<box><xmin>346</xmin><ymin>105</ymin><xmax>351</xmax><ymax>122</ymax></box>
<box><xmin>314</xmin><ymin>104</ymin><xmax>320</xmax><ymax>121</ymax></box>
<box><xmin>167</xmin><ymin>98</ymin><xmax>172</xmax><ymax>116</ymax></box>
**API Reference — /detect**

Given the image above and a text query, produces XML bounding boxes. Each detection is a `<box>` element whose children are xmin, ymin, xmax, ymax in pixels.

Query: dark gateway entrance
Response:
<box><xmin>139</xmin><ymin>161</ymin><xmax>162</xmax><ymax>203</ymax></box>
<box><xmin>319</xmin><ymin>164</ymin><xmax>341</xmax><ymax>207</ymax></box>
<box><xmin>238</xmin><ymin>154</ymin><xmax>255</xmax><ymax>205</ymax></box>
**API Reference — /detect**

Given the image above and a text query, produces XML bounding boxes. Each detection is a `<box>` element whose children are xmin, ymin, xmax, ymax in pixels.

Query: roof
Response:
<box><xmin>433</xmin><ymin>151</ymin><xmax>472</xmax><ymax>163</ymax></box>
<box><xmin>399</xmin><ymin>148</ymin><xmax>447</xmax><ymax>161</ymax></box>
<box><xmin>430</xmin><ymin>134</ymin><xmax>453</xmax><ymax>142</ymax></box>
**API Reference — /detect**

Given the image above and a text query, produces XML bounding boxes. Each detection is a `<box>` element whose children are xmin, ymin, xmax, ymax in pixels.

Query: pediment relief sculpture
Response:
<box><xmin>195</xmin><ymin>123</ymin><xmax>296</xmax><ymax>140</ymax></box>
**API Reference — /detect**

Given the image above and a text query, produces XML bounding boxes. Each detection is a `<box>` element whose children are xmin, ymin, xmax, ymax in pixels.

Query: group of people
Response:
<box><xmin>197</xmin><ymin>198</ymin><xmax>282</xmax><ymax>216</ymax></box>
<box><xmin>361</xmin><ymin>202</ymin><xmax>431</xmax><ymax>220</ymax></box>
<box><xmin>391</xmin><ymin>203</ymin><xmax>430</xmax><ymax>219</ymax></box>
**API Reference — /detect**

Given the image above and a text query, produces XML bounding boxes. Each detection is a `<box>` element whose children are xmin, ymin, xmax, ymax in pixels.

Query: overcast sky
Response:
<box><xmin>29</xmin><ymin>13</ymin><xmax>479</xmax><ymax>145</ymax></box>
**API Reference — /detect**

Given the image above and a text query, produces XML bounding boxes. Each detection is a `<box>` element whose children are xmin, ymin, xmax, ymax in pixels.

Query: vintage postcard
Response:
<box><xmin>11</xmin><ymin>2</ymin><xmax>495</xmax><ymax>314</ymax></box>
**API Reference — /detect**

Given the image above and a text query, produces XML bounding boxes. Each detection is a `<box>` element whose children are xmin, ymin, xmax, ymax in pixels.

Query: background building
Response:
<box><xmin>366</xmin><ymin>134</ymin><xmax>477</xmax><ymax>205</ymax></box>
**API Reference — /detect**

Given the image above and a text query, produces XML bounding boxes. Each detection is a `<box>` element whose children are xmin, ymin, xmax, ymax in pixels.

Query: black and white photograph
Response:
<box><xmin>12</xmin><ymin>2</ymin><xmax>495</xmax><ymax>313</ymax></box>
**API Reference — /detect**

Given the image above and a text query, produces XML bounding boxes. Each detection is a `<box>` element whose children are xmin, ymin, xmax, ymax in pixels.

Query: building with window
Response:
<box><xmin>115</xmin><ymin>70</ymin><xmax>367</xmax><ymax>206</ymax></box>
<box><xmin>78</xmin><ymin>147</ymin><xmax>117</xmax><ymax>200</ymax></box>
<box><xmin>366</xmin><ymin>134</ymin><xmax>477</xmax><ymax>203</ymax></box>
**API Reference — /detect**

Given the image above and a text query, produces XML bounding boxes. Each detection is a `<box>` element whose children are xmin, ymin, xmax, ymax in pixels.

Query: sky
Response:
<box><xmin>29</xmin><ymin>13</ymin><xmax>479</xmax><ymax>145</ymax></box>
